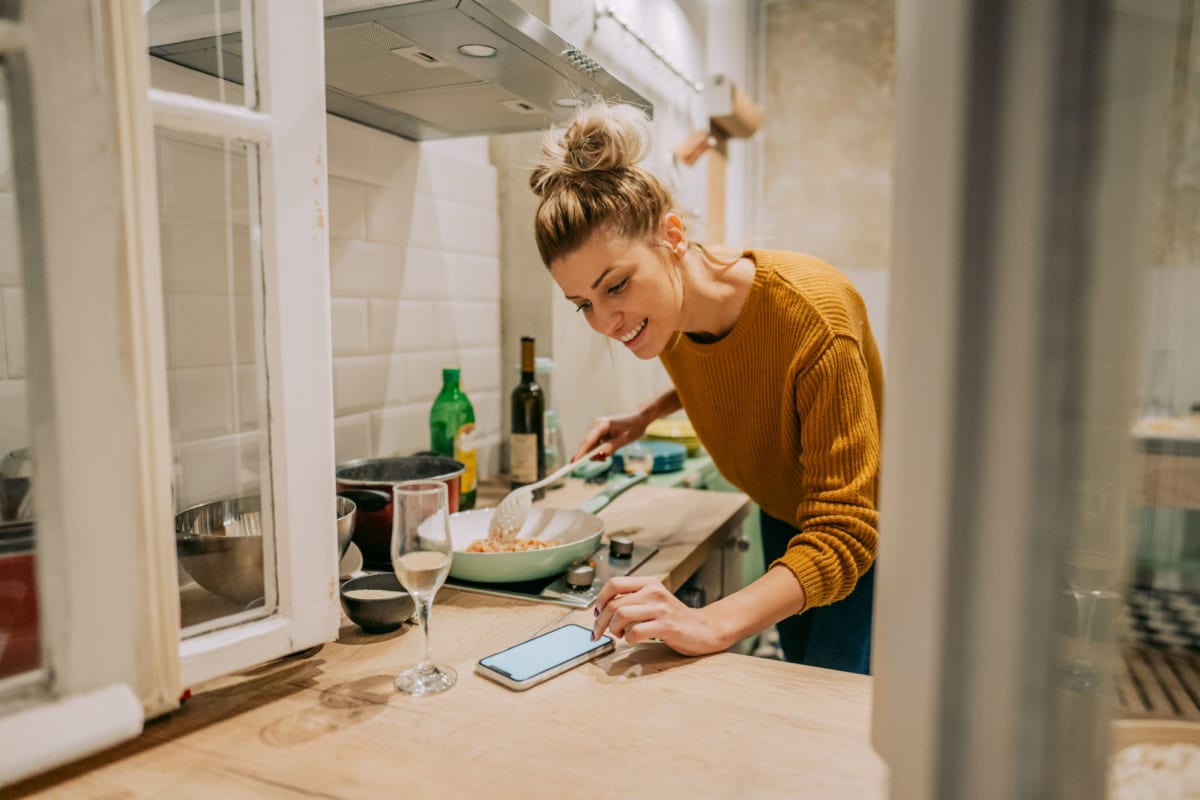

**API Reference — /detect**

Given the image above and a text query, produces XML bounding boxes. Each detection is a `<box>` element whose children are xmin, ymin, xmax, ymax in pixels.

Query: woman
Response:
<box><xmin>530</xmin><ymin>102</ymin><xmax>882</xmax><ymax>675</ymax></box>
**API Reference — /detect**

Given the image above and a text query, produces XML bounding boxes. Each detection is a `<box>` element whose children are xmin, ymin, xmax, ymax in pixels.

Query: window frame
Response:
<box><xmin>0</xmin><ymin>0</ymin><xmax>337</xmax><ymax>786</ymax></box>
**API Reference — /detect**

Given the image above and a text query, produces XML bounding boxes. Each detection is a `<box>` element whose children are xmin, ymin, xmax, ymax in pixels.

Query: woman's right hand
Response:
<box><xmin>573</xmin><ymin>411</ymin><xmax>649</xmax><ymax>462</ymax></box>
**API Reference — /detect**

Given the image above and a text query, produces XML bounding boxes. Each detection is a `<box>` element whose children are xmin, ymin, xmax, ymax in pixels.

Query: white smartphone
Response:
<box><xmin>476</xmin><ymin>623</ymin><xmax>615</xmax><ymax>691</ymax></box>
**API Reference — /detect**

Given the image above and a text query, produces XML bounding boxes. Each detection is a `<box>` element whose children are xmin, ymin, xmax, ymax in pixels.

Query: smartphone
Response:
<box><xmin>476</xmin><ymin>623</ymin><xmax>615</xmax><ymax>691</ymax></box>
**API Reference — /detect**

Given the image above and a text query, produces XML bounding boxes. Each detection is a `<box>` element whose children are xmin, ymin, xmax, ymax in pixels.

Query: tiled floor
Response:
<box><xmin>1125</xmin><ymin>588</ymin><xmax>1200</xmax><ymax>653</ymax></box>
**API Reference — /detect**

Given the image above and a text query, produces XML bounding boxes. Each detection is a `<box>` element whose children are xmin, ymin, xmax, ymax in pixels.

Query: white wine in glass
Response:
<box><xmin>391</xmin><ymin>480</ymin><xmax>456</xmax><ymax>696</ymax></box>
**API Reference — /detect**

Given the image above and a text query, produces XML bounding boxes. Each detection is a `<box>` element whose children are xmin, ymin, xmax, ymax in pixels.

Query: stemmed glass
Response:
<box><xmin>1058</xmin><ymin>479</ymin><xmax>1128</xmax><ymax>692</ymax></box>
<box><xmin>391</xmin><ymin>480</ymin><xmax>456</xmax><ymax>696</ymax></box>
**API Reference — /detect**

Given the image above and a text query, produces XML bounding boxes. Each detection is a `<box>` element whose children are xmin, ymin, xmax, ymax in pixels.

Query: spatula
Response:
<box><xmin>488</xmin><ymin>445</ymin><xmax>606</xmax><ymax>542</ymax></box>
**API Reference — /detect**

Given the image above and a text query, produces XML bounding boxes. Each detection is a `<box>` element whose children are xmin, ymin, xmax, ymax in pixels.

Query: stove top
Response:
<box><xmin>444</xmin><ymin>540</ymin><xmax>659</xmax><ymax>608</ymax></box>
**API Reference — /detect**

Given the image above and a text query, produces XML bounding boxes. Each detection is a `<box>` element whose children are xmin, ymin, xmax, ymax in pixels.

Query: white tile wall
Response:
<box><xmin>149</xmin><ymin>61</ymin><xmax>503</xmax><ymax>507</ymax></box>
<box><xmin>0</xmin><ymin>97</ymin><xmax>26</xmax><ymax>459</ymax></box>
<box><xmin>0</xmin><ymin>60</ymin><xmax>505</xmax><ymax>507</ymax></box>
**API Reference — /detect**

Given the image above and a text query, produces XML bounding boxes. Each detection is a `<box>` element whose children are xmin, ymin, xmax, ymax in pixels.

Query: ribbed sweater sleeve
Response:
<box><xmin>772</xmin><ymin>334</ymin><xmax>879</xmax><ymax>608</ymax></box>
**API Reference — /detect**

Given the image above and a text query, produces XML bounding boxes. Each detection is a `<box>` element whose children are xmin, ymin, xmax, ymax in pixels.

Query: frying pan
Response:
<box><xmin>446</xmin><ymin>471</ymin><xmax>649</xmax><ymax>583</ymax></box>
<box><xmin>447</xmin><ymin>507</ymin><xmax>603</xmax><ymax>583</ymax></box>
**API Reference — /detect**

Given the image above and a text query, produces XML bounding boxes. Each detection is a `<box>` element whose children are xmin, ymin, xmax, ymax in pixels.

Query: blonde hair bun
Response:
<box><xmin>530</xmin><ymin>102</ymin><xmax>651</xmax><ymax>197</ymax></box>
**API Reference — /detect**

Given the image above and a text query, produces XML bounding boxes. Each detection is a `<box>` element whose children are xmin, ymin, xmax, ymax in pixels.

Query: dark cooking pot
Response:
<box><xmin>335</xmin><ymin>455</ymin><xmax>464</xmax><ymax>567</ymax></box>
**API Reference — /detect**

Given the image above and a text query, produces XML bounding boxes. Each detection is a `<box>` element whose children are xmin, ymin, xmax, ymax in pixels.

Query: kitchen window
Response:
<box><xmin>0</xmin><ymin>0</ymin><xmax>337</xmax><ymax>785</ymax></box>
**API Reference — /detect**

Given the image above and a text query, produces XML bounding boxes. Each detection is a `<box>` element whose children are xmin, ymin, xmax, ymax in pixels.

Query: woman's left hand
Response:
<box><xmin>591</xmin><ymin>576</ymin><xmax>729</xmax><ymax>656</ymax></box>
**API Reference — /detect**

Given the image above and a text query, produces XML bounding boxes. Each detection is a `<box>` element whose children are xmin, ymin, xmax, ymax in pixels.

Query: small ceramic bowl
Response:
<box><xmin>339</xmin><ymin>573</ymin><xmax>415</xmax><ymax>633</ymax></box>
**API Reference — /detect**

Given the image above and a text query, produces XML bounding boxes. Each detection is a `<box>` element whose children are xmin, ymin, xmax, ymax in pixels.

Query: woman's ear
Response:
<box><xmin>661</xmin><ymin>212</ymin><xmax>687</xmax><ymax>254</ymax></box>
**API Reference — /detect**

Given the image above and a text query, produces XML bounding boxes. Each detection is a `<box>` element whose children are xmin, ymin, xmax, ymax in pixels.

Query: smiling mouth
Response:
<box><xmin>617</xmin><ymin>319</ymin><xmax>648</xmax><ymax>344</ymax></box>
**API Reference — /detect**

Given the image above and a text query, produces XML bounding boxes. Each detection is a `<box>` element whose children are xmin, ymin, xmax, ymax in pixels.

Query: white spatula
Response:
<box><xmin>487</xmin><ymin>445</ymin><xmax>606</xmax><ymax>542</ymax></box>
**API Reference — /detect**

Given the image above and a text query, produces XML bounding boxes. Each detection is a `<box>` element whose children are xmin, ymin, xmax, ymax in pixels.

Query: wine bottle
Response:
<box><xmin>510</xmin><ymin>336</ymin><xmax>545</xmax><ymax>500</ymax></box>
<box><xmin>429</xmin><ymin>367</ymin><xmax>477</xmax><ymax>510</ymax></box>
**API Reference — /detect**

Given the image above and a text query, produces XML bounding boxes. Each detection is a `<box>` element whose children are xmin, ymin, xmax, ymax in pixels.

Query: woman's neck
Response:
<box><xmin>677</xmin><ymin>249</ymin><xmax>756</xmax><ymax>343</ymax></box>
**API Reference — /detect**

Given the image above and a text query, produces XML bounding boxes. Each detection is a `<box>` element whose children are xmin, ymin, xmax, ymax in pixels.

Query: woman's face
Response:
<box><xmin>549</xmin><ymin>228</ymin><xmax>682</xmax><ymax>360</ymax></box>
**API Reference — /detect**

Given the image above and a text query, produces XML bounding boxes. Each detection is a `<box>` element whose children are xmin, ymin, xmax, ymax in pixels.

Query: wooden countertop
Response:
<box><xmin>10</xmin><ymin>479</ymin><xmax>887</xmax><ymax>799</ymax></box>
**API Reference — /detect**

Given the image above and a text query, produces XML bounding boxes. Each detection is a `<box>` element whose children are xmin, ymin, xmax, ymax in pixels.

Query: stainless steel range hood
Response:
<box><xmin>148</xmin><ymin>0</ymin><xmax>653</xmax><ymax>140</ymax></box>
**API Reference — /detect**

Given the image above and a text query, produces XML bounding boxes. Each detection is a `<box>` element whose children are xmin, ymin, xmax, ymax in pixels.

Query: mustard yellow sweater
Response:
<box><xmin>659</xmin><ymin>250</ymin><xmax>883</xmax><ymax>609</ymax></box>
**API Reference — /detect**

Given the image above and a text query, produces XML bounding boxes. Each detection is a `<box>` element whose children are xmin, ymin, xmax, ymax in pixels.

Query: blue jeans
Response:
<box><xmin>760</xmin><ymin>509</ymin><xmax>875</xmax><ymax>675</ymax></box>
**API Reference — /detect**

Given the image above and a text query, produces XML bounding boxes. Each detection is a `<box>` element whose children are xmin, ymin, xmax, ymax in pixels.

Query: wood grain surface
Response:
<box><xmin>8</xmin><ymin>480</ymin><xmax>887</xmax><ymax>800</ymax></box>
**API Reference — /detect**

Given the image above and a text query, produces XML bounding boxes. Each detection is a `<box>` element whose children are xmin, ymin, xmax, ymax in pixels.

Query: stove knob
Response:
<box><xmin>609</xmin><ymin>536</ymin><xmax>634</xmax><ymax>559</ymax></box>
<box><xmin>566</xmin><ymin>564</ymin><xmax>596</xmax><ymax>590</ymax></box>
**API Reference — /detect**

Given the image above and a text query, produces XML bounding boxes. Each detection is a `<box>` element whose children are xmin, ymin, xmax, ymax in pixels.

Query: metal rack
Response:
<box><xmin>593</xmin><ymin>1</ymin><xmax>703</xmax><ymax>93</ymax></box>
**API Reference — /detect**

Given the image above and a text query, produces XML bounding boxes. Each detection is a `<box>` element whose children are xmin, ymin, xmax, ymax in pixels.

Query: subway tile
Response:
<box><xmin>406</xmin><ymin>197</ymin><xmax>500</xmax><ymax>257</ymax></box>
<box><xmin>166</xmin><ymin>294</ymin><xmax>235</xmax><ymax>369</ymax></box>
<box><xmin>435</xmin><ymin>301</ymin><xmax>500</xmax><ymax>348</ymax></box>
<box><xmin>168</xmin><ymin>366</ymin><xmax>234</xmax><ymax>440</ymax></box>
<box><xmin>0</xmin><ymin>104</ymin><xmax>10</xmax><ymax>191</ymax></box>
<box><xmin>471</xmin><ymin>390</ymin><xmax>502</xmax><ymax>439</ymax></box>
<box><xmin>233</xmin><ymin>295</ymin><xmax>257</xmax><ymax>365</ymax></box>
<box><xmin>420</xmin><ymin>137</ymin><xmax>490</xmax><ymax>165</ymax></box>
<box><xmin>364</xmin><ymin>182</ymin><xmax>417</xmax><ymax>246</ymax></box>
<box><xmin>235</xmin><ymin>363</ymin><xmax>262</xmax><ymax>432</ymax></box>
<box><xmin>0</xmin><ymin>194</ymin><xmax>20</xmax><ymax>286</ymax></box>
<box><xmin>327</xmin><ymin>117</ymin><xmax>418</xmax><ymax>187</ymax></box>
<box><xmin>159</xmin><ymin>217</ymin><xmax>254</xmax><ymax>294</ymax></box>
<box><xmin>415</xmin><ymin>152</ymin><xmax>498</xmax><ymax>208</ymax></box>
<box><xmin>329</xmin><ymin>238</ymin><xmax>407</xmax><ymax>297</ymax></box>
<box><xmin>328</xmin><ymin>177</ymin><xmax>367</xmax><ymax>240</ymax></box>
<box><xmin>447</xmin><ymin>254</ymin><xmax>501</xmax><ymax>301</ymax></box>
<box><xmin>333</xmin><ymin>354</ymin><xmax>403</xmax><ymax>416</ymax></box>
<box><xmin>371</xmin><ymin>403</ymin><xmax>428</xmax><ymax>458</ymax></box>
<box><xmin>331</xmin><ymin>298</ymin><xmax>369</xmax><ymax>356</ymax></box>
<box><xmin>398</xmin><ymin>247</ymin><xmax>454</xmax><ymax>299</ymax></box>
<box><xmin>175</xmin><ymin>433</ymin><xmax>263</xmax><ymax>508</ymax></box>
<box><xmin>367</xmin><ymin>299</ymin><xmax>437</xmax><ymax>353</ymax></box>
<box><xmin>157</xmin><ymin>133</ymin><xmax>252</xmax><ymax>226</ymax></box>
<box><xmin>334</xmin><ymin>413</ymin><xmax>373</xmax><ymax>465</ymax></box>
<box><xmin>0</xmin><ymin>379</ymin><xmax>26</xmax><ymax>458</ymax></box>
<box><xmin>458</xmin><ymin>349</ymin><xmax>502</xmax><ymax>395</ymax></box>
<box><xmin>1</xmin><ymin>288</ymin><xmax>20</xmax><ymax>379</ymax></box>
<box><xmin>404</xmin><ymin>351</ymin><xmax>456</xmax><ymax>404</ymax></box>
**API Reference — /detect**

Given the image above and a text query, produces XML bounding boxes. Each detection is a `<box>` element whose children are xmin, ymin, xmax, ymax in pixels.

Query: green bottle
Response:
<box><xmin>429</xmin><ymin>368</ymin><xmax>477</xmax><ymax>510</ymax></box>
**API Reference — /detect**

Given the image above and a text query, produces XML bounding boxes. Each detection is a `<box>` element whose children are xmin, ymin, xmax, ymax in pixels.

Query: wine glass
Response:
<box><xmin>1058</xmin><ymin>479</ymin><xmax>1128</xmax><ymax>692</ymax></box>
<box><xmin>391</xmin><ymin>480</ymin><xmax>456</xmax><ymax>696</ymax></box>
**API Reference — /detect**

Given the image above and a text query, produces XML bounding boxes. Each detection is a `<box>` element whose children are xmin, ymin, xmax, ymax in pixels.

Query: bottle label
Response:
<box><xmin>455</xmin><ymin>423</ymin><xmax>477</xmax><ymax>495</ymax></box>
<box><xmin>511</xmin><ymin>433</ymin><xmax>539</xmax><ymax>483</ymax></box>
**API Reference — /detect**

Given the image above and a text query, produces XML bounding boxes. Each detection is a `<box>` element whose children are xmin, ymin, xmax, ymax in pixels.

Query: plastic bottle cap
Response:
<box><xmin>442</xmin><ymin>367</ymin><xmax>461</xmax><ymax>381</ymax></box>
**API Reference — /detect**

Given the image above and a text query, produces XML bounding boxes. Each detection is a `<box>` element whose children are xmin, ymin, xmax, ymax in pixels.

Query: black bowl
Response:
<box><xmin>339</xmin><ymin>573</ymin><xmax>415</xmax><ymax>633</ymax></box>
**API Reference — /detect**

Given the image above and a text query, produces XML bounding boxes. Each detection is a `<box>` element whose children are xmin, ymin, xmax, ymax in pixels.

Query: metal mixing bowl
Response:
<box><xmin>176</xmin><ymin>496</ymin><xmax>266</xmax><ymax>605</ymax></box>
<box><xmin>176</xmin><ymin>495</ymin><xmax>359</xmax><ymax>605</ymax></box>
<box><xmin>336</xmin><ymin>495</ymin><xmax>356</xmax><ymax>557</ymax></box>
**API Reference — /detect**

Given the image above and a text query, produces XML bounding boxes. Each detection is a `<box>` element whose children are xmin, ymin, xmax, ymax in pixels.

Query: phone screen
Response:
<box><xmin>479</xmin><ymin>624</ymin><xmax>613</xmax><ymax>682</ymax></box>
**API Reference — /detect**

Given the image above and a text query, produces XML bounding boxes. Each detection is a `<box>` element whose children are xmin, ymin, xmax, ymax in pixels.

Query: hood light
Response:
<box><xmin>458</xmin><ymin>43</ymin><xmax>497</xmax><ymax>58</ymax></box>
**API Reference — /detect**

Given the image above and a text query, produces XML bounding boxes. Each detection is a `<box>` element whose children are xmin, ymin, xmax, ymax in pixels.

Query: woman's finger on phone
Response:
<box><xmin>608</xmin><ymin>603</ymin><xmax>659</xmax><ymax>638</ymax></box>
<box><xmin>622</xmin><ymin>618</ymin><xmax>667</xmax><ymax>645</ymax></box>
<box><xmin>593</xmin><ymin>576</ymin><xmax>654</xmax><ymax>615</ymax></box>
<box><xmin>592</xmin><ymin>579</ymin><xmax>653</xmax><ymax>640</ymax></box>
